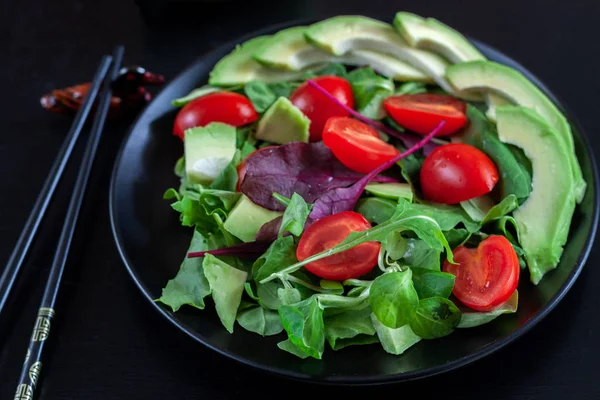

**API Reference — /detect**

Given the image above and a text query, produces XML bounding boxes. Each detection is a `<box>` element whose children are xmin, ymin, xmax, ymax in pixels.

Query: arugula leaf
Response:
<box><xmin>401</xmin><ymin>238</ymin><xmax>442</xmax><ymax>271</ymax></box>
<box><xmin>369</xmin><ymin>270</ymin><xmax>419</xmax><ymax>329</ymax></box>
<box><xmin>458</xmin><ymin>290</ymin><xmax>518</xmax><ymax>328</ymax></box>
<box><xmin>252</xmin><ymin>236</ymin><xmax>298</xmax><ymax>281</ymax></box>
<box><xmin>383</xmin><ymin>230</ymin><xmax>408</xmax><ymax>260</ymax></box>
<box><xmin>444</xmin><ymin>229</ymin><xmax>471</xmax><ymax>248</ymax></box>
<box><xmin>409</xmin><ymin>297</ymin><xmax>461</xmax><ymax>339</ymax></box>
<box><xmin>244</xmin><ymin>81</ymin><xmax>278</xmax><ymax>113</ymax></box>
<box><xmin>236</xmin><ymin>306</ymin><xmax>283</xmax><ymax>336</ymax></box>
<box><xmin>279</xmin><ymin>193</ymin><xmax>312</xmax><ymax>238</ymax></box>
<box><xmin>203</xmin><ymin>254</ymin><xmax>248</xmax><ymax>333</ymax></box>
<box><xmin>462</xmin><ymin>194</ymin><xmax>518</xmax><ymax>225</ymax></box>
<box><xmin>278</xmin><ymin>296</ymin><xmax>325</xmax><ymax>359</ymax></box>
<box><xmin>357</xmin><ymin>197</ymin><xmax>479</xmax><ymax>233</ymax></box>
<box><xmin>460</xmin><ymin>106</ymin><xmax>531</xmax><ymax>204</ymax></box>
<box><xmin>346</xmin><ymin>67</ymin><xmax>394</xmax><ymax>119</ymax></box>
<box><xmin>481</xmin><ymin>194</ymin><xmax>519</xmax><ymax>224</ymax></box>
<box><xmin>409</xmin><ymin>202</ymin><xmax>480</xmax><ymax>232</ymax></box>
<box><xmin>356</xmin><ymin>197</ymin><xmax>397</xmax><ymax>225</ymax></box>
<box><xmin>371</xmin><ymin>314</ymin><xmax>421</xmax><ymax>355</ymax></box>
<box><xmin>397</xmin><ymin>150</ymin><xmax>425</xmax><ymax>193</ymax></box>
<box><xmin>261</xmin><ymin>199</ymin><xmax>452</xmax><ymax>283</ymax></box>
<box><xmin>156</xmin><ymin>231</ymin><xmax>211</xmax><ymax>311</ymax></box>
<box><xmin>410</xmin><ymin>267</ymin><xmax>455</xmax><ymax>299</ymax></box>
<box><xmin>324</xmin><ymin>307</ymin><xmax>378</xmax><ymax>350</ymax></box>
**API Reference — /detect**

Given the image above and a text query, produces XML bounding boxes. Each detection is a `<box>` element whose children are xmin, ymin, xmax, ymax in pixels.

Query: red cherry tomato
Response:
<box><xmin>383</xmin><ymin>94</ymin><xmax>467</xmax><ymax>136</ymax></box>
<box><xmin>420</xmin><ymin>143</ymin><xmax>499</xmax><ymax>204</ymax></box>
<box><xmin>173</xmin><ymin>92</ymin><xmax>259</xmax><ymax>140</ymax></box>
<box><xmin>296</xmin><ymin>211</ymin><xmax>380</xmax><ymax>281</ymax></box>
<box><xmin>322</xmin><ymin>117</ymin><xmax>400</xmax><ymax>174</ymax></box>
<box><xmin>290</xmin><ymin>76</ymin><xmax>355</xmax><ymax>141</ymax></box>
<box><xmin>235</xmin><ymin>146</ymin><xmax>278</xmax><ymax>192</ymax></box>
<box><xmin>443</xmin><ymin>235</ymin><xmax>519</xmax><ymax>312</ymax></box>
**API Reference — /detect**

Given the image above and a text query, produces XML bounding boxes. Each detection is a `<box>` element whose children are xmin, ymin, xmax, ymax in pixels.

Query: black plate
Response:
<box><xmin>109</xmin><ymin>19</ymin><xmax>599</xmax><ymax>385</ymax></box>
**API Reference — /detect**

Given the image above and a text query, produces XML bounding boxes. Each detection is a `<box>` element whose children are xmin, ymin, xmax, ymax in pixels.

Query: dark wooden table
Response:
<box><xmin>1</xmin><ymin>0</ymin><xmax>599</xmax><ymax>398</ymax></box>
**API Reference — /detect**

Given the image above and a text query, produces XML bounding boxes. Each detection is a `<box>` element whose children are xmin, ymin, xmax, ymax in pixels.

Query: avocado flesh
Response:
<box><xmin>184</xmin><ymin>123</ymin><xmax>237</xmax><ymax>185</ymax></box>
<box><xmin>364</xmin><ymin>182</ymin><xmax>413</xmax><ymax>202</ymax></box>
<box><xmin>253</xmin><ymin>25</ymin><xmax>430</xmax><ymax>81</ymax></box>
<box><xmin>304</xmin><ymin>15</ymin><xmax>472</xmax><ymax>97</ymax></box>
<box><xmin>394</xmin><ymin>12</ymin><xmax>485</xmax><ymax>63</ymax></box>
<box><xmin>223</xmin><ymin>195</ymin><xmax>283</xmax><ymax>242</ymax></box>
<box><xmin>393</xmin><ymin>12</ymin><xmax>504</xmax><ymax>104</ymax></box>
<box><xmin>446</xmin><ymin>60</ymin><xmax>586</xmax><ymax>202</ymax></box>
<box><xmin>255</xmin><ymin>97</ymin><xmax>310</xmax><ymax>144</ymax></box>
<box><xmin>496</xmin><ymin>106</ymin><xmax>576</xmax><ymax>284</ymax></box>
<box><xmin>209</xmin><ymin>36</ymin><xmax>311</xmax><ymax>86</ymax></box>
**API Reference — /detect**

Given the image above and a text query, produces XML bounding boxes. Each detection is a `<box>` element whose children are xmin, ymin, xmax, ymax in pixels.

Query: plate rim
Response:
<box><xmin>108</xmin><ymin>18</ymin><xmax>600</xmax><ymax>385</ymax></box>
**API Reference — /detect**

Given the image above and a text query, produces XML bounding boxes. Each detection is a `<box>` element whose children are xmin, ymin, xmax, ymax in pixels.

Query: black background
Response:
<box><xmin>1</xmin><ymin>0</ymin><xmax>599</xmax><ymax>398</ymax></box>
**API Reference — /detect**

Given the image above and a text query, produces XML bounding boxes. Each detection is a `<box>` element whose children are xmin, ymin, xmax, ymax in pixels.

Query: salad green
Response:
<box><xmin>156</xmin><ymin>12</ymin><xmax>584</xmax><ymax>360</ymax></box>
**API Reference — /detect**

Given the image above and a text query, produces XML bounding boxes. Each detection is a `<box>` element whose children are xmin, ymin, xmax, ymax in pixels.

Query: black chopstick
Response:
<box><xmin>12</xmin><ymin>45</ymin><xmax>124</xmax><ymax>399</ymax></box>
<box><xmin>0</xmin><ymin>56</ymin><xmax>113</xmax><ymax>318</ymax></box>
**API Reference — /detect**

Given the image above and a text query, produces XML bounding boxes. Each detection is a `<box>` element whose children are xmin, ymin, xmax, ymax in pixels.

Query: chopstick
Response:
<box><xmin>0</xmin><ymin>56</ymin><xmax>113</xmax><ymax>318</ymax></box>
<box><xmin>11</xmin><ymin>45</ymin><xmax>124</xmax><ymax>399</ymax></box>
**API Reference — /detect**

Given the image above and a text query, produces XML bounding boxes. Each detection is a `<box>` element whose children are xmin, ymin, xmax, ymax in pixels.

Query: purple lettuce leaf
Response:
<box><xmin>308</xmin><ymin>121</ymin><xmax>446</xmax><ymax>221</ymax></box>
<box><xmin>240</xmin><ymin>141</ymin><xmax>396</xmax><ymax>211</ymax></box>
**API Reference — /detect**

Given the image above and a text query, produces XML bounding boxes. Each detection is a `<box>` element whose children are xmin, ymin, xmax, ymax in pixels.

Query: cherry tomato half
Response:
<box><xmin>290</xmin><ymin>76</ymin><xmax>354</xmax><ymax>141</ymax></box>
<box><xmin>296</xmin><ymin>211</ymin><xmax>380</xmax><ymax>281</ymax></box>
<box><xmin>322</xmin><ymin>117</ymin><xmax>400</xmax><ymax>174</ymax></box>
<box><xmin>173</xmin><ymin>92</ymin><xmax>259</xmax><ymax>140</ymax></box>
<box><xmin>420</xmin><ymin>143</ymin><xmax>499</xmax><ymax>204</ymax></box>
<box><xmin>383</xmin><ymin>94</ymin><xmax>467</xmax><ymax>136</ymax></box>
<box><xmin>235</xmin><ymin>146</ymin><xmax>278</xmax><ymax>192</ymax></box>
<box><xmin>443</xmin><ymin>235</ymin><xmax>519</xmax><ymax>312</ymax></box>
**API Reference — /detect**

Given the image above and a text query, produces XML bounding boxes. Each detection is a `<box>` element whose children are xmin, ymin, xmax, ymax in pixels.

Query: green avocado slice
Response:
<box><xmin>393</xmin><ymin>12</ymin><xmax>486</xmax><ymax>63</ymax></box>
<box><xmin>252</xmin><ymin>25</ymin><xmax>431</xmax><ymax>81</ymax></box>
<box><xmin>208</xmin><ymin>36</ymin><xmax>311</xmax><ymax>86</ymax></box>
<box><xmin>255</xmin><ymin>97</ymin><xmax>310</xmax><ymax>144</ymax></box>
<box><xmin>304</xmin><ymin>16</ymin><xmax>467</xmax><ymax>96</ymax></box>
<box><xmin>446</xmin><ymin>60</ymin><xmax>586</xmax><ymax>202</ymax></box>
<box><xmin>223</xmin><ymin>195</ymin><xmax>283</xmax><ymax>242</ymax></box>
<box><xmin>496</xmin><ymin>106</ymin><xmax>577</xmax><ymax>284</ymax></box>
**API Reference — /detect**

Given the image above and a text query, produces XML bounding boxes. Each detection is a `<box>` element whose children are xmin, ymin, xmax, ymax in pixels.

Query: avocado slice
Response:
<box><xmin>223</xmin><ymin>194</ymin><xmax>283</xmax><ymax>242</ymax></box>
<box><xmin>252</xmin><ymin>26</ymin><xmax>431</xmax><ymax>82</ymax></box>
<box><xmin>209</xmin><ymin>36</ymin><xmax>310</xmax><ymax>86</ymax></box>
<box><xmin>304</xmin><ymin>16</ymin><xmax>464</xmax><ymax>96</ymax></box>
<box><xmin>446</xmin><ymin>61</ymin><xmax>586</xmax><ymax>202</ymax></box>
<box><xmin>364</xmin><ymin>182</ymin><xmax>413</xmax><ymax>202</ymax></box>
<box><xmin>393</xmin><ymin>12</ymin><xmax>485</xmax><ymax>63</ymax></box>
<box><xmin>184</xmin><ymin>123</ymin><xmax>237</xmax><ymax>185</ymax></box>
<box><xmin>255</xmin><ymin>97</ymin><xmax>310</xmax><ymax>144</ymax></box>
<box><xmin>495</xmin><ymin>106</ymin><xmax>577</xmax><ymax>284</ymax></box>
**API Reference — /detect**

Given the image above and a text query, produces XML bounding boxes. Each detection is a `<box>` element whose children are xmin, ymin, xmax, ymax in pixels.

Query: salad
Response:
<box><xmin>156</xmin><ymin>12</ymin><xmax>585</xmax><ymax>360</ymax></box>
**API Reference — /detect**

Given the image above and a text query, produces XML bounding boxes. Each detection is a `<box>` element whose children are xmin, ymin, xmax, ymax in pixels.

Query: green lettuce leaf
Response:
<box><xmin>156</xmin><ymin>230</ymin><xmax>211</xmax><ymax>311</ymax></box>
<box><xmin>203</xmin><ymin>254</ymin><xmax>248</xmax><ymax>333</ymax></box>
